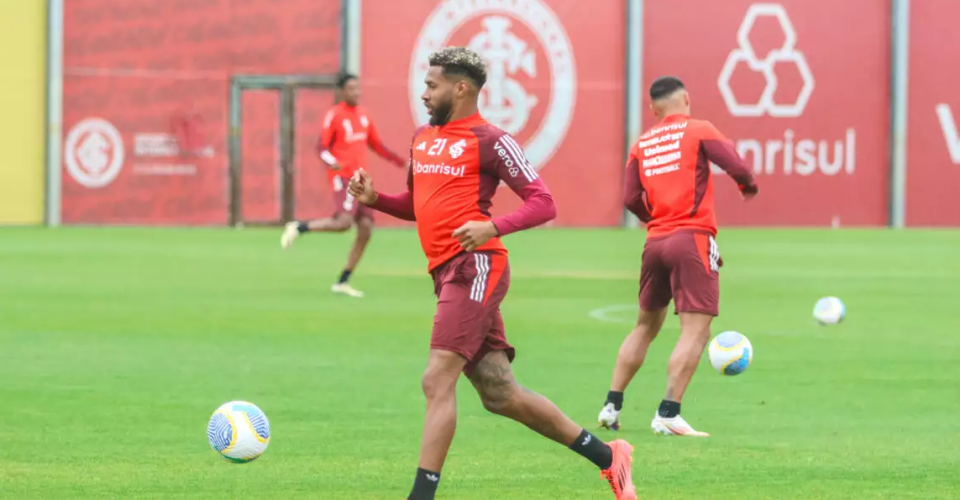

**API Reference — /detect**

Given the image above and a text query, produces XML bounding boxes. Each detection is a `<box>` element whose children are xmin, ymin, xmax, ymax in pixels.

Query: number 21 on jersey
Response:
<box><xmin>427</xmin><ymin>139</ymin><xmax>447</xmax><ymax>156</ymax></box>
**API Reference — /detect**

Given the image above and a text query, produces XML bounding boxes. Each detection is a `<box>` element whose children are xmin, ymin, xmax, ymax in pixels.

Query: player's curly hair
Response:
<box><xmin>428</xmin><ymin>47</ymin><xmax>487</xmax><ymax>89</ymax></box>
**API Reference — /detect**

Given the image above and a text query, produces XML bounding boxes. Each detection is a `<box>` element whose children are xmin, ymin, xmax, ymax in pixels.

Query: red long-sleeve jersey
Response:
<box><xmin>316</xmin><ymin>102</ymin><xmax>404</xmax><ymax>184</ymax></box>
<box><xmin>624</xmin><ymin>114</ymin><xmax>757</xmax><ymax>237</ymax></box>
<box><xmin>372</xmin><ymin>113</ymin><xmax>556</xmax><ymax>271</ymax></box>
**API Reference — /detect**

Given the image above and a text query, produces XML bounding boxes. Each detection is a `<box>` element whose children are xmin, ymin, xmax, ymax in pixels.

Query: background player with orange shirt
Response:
<box><xmin>280</xmin><ymin>73</ymin><xmax>406</xmax><ymax>298</ymax></box>
<box><xmin>597</xmin><ymin>76</ymin><xmax>759</xmax><ymax>437</ymax></box>
<box><xmin>348</xmin><ymin>47</ymin><xmax>638</xmax><ymax>500</ymax></box>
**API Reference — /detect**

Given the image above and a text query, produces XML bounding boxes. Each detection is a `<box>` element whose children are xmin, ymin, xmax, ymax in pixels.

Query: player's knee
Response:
<box><xmin>630</xmin><ymin>322</ymin><xmax>659</xmax><ymax>342</ymax></box>
<box><xmin>421</xmin><ymin>368</ymin><xmax>455</xmax><ymax>401</ymax></box>
<box><xmin>356</xmin><ymin>218</ymin><xmax>374</xmax><ymax>240</ymax></box>
<box><xmin>637</xmin><ymin>307</ymin><xmax>667</xmax><ymax>328</ymax></box>
<box><xmin>678</xmin><ymin>312</ymin><xmax>713</xmax><ymax>339</ymax></box>
<box><xmin>331</xmin><ymin>216</ymin><xmax>352</xmax><ymax>232</ymax></box>
<box><xmin>478</xmin><ymin>381</ymin><xmax>519</xmax><ymax>416</ymax></box>
<box><xmin>480</xmin><ymin>394</ymin><xmax>514</xmax><ymax>416</ymax></box>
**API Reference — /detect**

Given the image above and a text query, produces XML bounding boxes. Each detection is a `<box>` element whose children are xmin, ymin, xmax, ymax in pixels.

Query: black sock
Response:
<box><xmin>296</xmin><ymin>222</ymin><xmax>309</xmax><ymax>233</ymax></box>
<box><xmin>408</xmin><ymin>468</ymin><xmax>441</xmax><ymax>500</ymax></box>
<box><xmin>569</xmin><ymin>429</ymin><xmax>613</xmax><ymax>470</ymax></box>
<box><xmin>338</xmin><ymin>269</ymin><xmax>352</xmax><ymax>284</ymax></box>
<box><xmin>605</xmin><ymin>390</ymin><xmax>624</xmax><ymax>411</ymax></box>
<box><xmin>658</xmin><ymin>399</ymin><xmax>681</xmax><ymax>418</ymax></box>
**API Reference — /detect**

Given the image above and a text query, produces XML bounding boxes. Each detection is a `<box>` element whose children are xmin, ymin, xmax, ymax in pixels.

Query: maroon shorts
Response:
<box><xmin>330</xmin><ymin>175</ymin><xmax>375</xmax><ymax>221</ymax></box>
<box><xmin>430</xmin><ymin>251</ymin><xmax>515</xmax><ymax>375</ymax></box>
<box><xmin>639</xmin><ymin>230</ymin><xmax>722</xmax><ymax>316</ymax></box>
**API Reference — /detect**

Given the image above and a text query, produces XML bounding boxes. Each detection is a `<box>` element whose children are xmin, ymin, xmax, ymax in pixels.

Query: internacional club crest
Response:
<box><xmin>410</xmin><ymin>0</ymin><xmax>577</xmax><ymax>171</ymax></box>
<box><xmin>64</xmin><ymin>117</ymin><xmax>125</xmax><ymax>188</ymax></box>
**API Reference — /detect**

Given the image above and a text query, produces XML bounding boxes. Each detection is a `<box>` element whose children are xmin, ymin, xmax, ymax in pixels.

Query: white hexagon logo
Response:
<box><xmin>718</xmin><ymin>3</ymin><xmax>814</xmax><ymax>118</ymax></box>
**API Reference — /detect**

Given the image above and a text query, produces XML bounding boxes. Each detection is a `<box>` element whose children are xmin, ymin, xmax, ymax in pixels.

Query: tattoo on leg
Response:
<box><xmin>471</xmin><ymin>356</ymin><xmax>515</xmax><ymax>409</ymax></box>
<box><xmin>467</xmin><ymin>355</ymin><xmax>574</xmax><ymax>444</ymax></box>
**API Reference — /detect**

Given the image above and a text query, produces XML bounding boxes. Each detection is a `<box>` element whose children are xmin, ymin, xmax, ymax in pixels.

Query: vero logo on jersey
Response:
<box><xmin>494</xmin><ymin>137</ymin><xmax>537</xmax><ymax>181</ymax></box>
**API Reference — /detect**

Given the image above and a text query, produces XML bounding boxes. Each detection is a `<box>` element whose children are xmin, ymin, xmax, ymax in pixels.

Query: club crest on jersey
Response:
<box><xmin>448</xmin><ymin>139</ymin><xmax>467</xmax><ymax>159</ymax></box>
<box><xmin>409</xmin><ymin>0</ymin><xmax>576</xmax><ymax>173</ymax></box>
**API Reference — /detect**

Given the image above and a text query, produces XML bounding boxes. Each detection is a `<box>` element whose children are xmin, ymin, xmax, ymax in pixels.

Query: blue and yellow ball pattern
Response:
<box><xmin>206</xmin><ymin>400</ymin><xmax>271</xmax><ymax>463</ymax></box>
<box><xmin>708</xmin><ymin>331</ymin><xmax>754</xmax><ymax>376</ymax></box>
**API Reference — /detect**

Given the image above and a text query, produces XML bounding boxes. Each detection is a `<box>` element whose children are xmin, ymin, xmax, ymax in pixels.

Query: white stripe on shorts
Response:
<box><xmin>470</xmin><ymin>253</ymin><xmax>490</xmax><ymax>303</ymax></box>
<box><xmin>708</xmin><ymin>236</ymin><xmax>720</xmax><ymax>273</ymax></box>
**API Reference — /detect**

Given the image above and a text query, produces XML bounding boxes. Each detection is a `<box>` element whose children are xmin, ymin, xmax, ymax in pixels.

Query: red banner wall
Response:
<box><xmin>906</xmin><ymin>0</ymin><xmax>960</xmax><ymax>226</ymax></box>
<box><xmin>643</xmin><ymin>0</ymin><xmax>890</xmax><ymax>226</ymax></box>
<box><xmin>61</xmin><ymin>0</ymin><xmax>340</xmax><ymax>225</ymax></box>
<box><xmin>361</xmin><ymin>0</ymin><xmax>626</xmax><ymax>227</ymax></box>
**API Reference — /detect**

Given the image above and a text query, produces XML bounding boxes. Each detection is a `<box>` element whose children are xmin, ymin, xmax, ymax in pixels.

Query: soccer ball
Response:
<box><xmin>708</xmin><ymin>331</ymin><xmax>753</xmax><ymax>376</ymax></box>
<box><xmin>207</xmin><ymin>401</ymin><xmax>271</xmax><ymax>463</ymax></box>
<box><xmin>813</xmin><ymin>296</ymin><xmax>845</xmax><ymax>325</ymax></box>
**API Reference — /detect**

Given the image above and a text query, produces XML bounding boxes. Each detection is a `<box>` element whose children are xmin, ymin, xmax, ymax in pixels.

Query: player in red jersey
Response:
<box><xmin>280</xmin><ymin>73</ymin><xmax>406</xmax><ymax>298</ymax></box>
<box><xmin>597</xmin><ymin>76</ymin><xmax>758</xmax><ymax>437</ymax></box>
<box><xmin>348</xmin><ymin>47</ymin><xmax>637</xmax><ymax>500</ymax></box>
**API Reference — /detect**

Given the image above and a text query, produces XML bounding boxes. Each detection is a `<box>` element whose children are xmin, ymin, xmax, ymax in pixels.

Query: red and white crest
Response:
<box><xmin>409</xmin><ymin>0</ymin><xmax>577</xmax><ymax>171</ymax></box>
<box><xmin>64</xmin><ymin>118</ymin><xmax>125</xmax><ymax>188</ymax></box>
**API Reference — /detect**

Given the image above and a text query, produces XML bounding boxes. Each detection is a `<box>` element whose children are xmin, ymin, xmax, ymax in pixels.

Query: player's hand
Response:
<box><xmin>348</xmin><ymin>168</ymin><xmax>378</xmax><ymax>206</ymax></box>
<box><xmin>394</xmin><ymin>158</ymin><xmax>408</xmax><ymax>168</ymax></box>
<box><xmin>328</xmin><ymin>163</ymin><xmax>342</xmax><ymax>171</ymax></box>
<box><xmin>741</xmin><ymin>183</ymin><xmax>759</xmax><ymax>200</ymax></box>
<box><xmin>452</xmin><ymin>221</ymin><xmax>499</xmax><ymax>252</ymax></box>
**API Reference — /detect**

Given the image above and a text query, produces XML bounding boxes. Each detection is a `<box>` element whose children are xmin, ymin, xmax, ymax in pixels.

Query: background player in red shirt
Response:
<box><xmin>280</xmin><ymin>73</ymin><xmax>406</xmax><ymax>298</ymax></box>
<box><xmin>348</xmin><ymin>47</ymin><xmax>638</xmax><ymax>500</ymax></box>
<box><xmin>597</xmin><ymin>77</ymin><xmax>758</xmax><ymax>437</ymax></box>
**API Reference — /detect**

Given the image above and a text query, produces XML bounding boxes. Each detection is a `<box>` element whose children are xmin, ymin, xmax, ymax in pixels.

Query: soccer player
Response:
<box><xmin>280</xmin><ymin>73</ymin><xmax>406</xmax><ymax>298</ymax></box>
<box><xmin>597</xmin><ymin>76</ymin><xmax>758</xmax><ymax>437</ymax></box>
<box><xmin>347</xmin><ymin>47</ymin><xmax>637</xmax><ymax>500</ymax></box>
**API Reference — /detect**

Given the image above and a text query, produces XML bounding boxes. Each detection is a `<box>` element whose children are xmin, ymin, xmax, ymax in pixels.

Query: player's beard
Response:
<box><xmin>429</xmin><ymin>99</ymin><xmax>453</xmax><ymax>126</ymax></box>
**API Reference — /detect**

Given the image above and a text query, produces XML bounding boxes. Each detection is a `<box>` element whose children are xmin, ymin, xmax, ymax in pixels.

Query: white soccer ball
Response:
<box><xmin>207</xmin><ymin>400</ymin><xmax>271</xmax><ymax>463</ymax></box>
<box><xmin>813</xmin><ymin>296</ymin><xmax>845</xmax><ymax>325</ymax></box>
<box><xmin>708</xmin><ymin>331</ymin><xmax>753</xmax><ymax>376</ymax></box>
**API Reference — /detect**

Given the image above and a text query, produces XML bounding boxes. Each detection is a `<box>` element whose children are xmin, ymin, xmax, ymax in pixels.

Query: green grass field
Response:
<box><xmin>2</xmin><ymin>227</ymin><xmax>959</xmax><ymax>499</ymax></box>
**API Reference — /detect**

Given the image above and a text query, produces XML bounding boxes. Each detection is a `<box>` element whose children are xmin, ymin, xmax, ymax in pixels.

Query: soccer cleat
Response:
<box><xmin>600</xmin><ymin>439</ymin><xmax>638</xmax><ymax>500</ymax></box>
<box><xmin>331</xmin><ymin>282</ymin><xmax>364</xmax><ymax>298</ymax></box>
<box><xmin>650</xmin><ymin>413</ymin><xmax>709</xmax><ymax>437</ymax></box>
<box><xmin>598</xmin><ymin>402</ymin><xmax>620</xmax><ymax>431</ymax></box>
<box><xmin>280</xmin><ymin>222</ymin><xmax>300</xmax><ymax>249</ymax></box>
